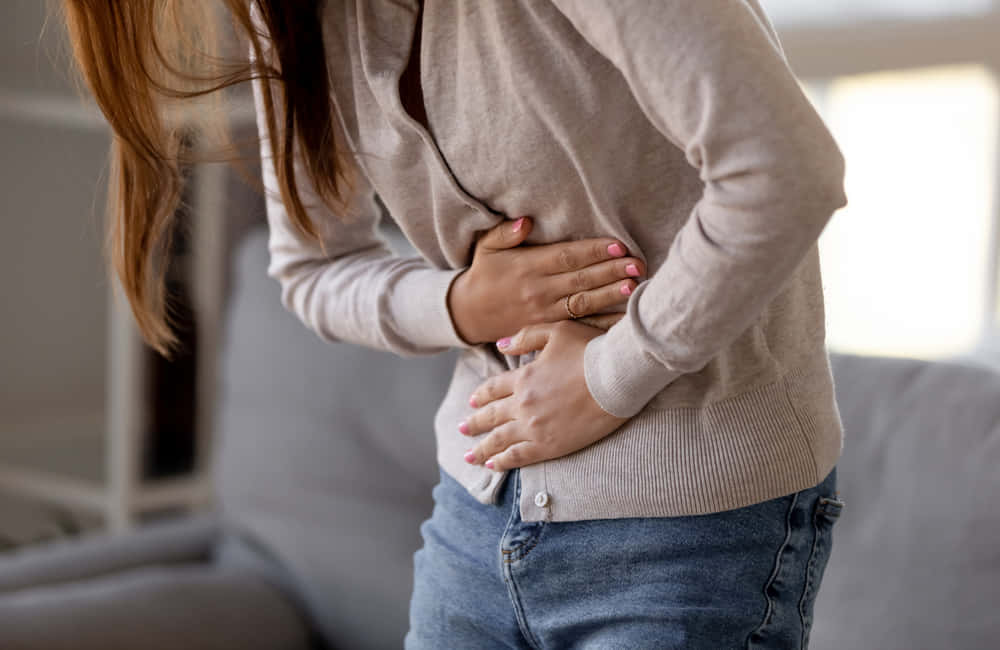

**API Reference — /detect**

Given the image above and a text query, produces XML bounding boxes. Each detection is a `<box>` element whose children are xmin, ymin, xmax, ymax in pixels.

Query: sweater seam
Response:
<box><xmin>781</xmin><ymin>364</ymin><xmax>821</xmax><ymax>484</ymax></box>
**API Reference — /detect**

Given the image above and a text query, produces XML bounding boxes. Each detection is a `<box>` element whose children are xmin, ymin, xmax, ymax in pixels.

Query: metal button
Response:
<box><xmin>533</xmin><ymin>491</ymin><xmax>550</xmax><ymax>508</ymax></box>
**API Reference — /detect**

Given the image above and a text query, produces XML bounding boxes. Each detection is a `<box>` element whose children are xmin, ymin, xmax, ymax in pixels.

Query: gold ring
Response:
<box><xmin>564</xmin><ymin>294</ymin><xmax>581</xmax><ymax>319</ymax></box>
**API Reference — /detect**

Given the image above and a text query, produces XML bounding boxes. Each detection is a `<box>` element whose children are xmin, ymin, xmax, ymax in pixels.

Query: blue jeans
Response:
<box><xmin>405</xmin><ymin>464</ymin><xmax>843</xmax><ymax>649</ymax></box>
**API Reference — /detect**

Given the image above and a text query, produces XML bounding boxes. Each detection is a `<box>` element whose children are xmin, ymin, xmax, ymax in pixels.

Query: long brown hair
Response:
<box><xmin>61</xmin><ymin>0</ymin><xmax>356</xmax><ymax>358</ymax></box>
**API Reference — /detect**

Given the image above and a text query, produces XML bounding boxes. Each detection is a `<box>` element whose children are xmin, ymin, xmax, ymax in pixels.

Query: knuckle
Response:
<box><xmin>520</xmin><ymin>388</ymin><xmax>539</xmax><ymax>407</ymax></box>
<box><xmin>572</xmin><ymin>269</ymin><xmax>588</xmax><ymax>291</ymax></box>
<box><xmin>558</xmin><ymin>247</ymin><xmax>577</xmax><ymax>272</ymax></box>
<box><xmin>593</xmin><ymin>241</ymin><xmax>606</xmax><ymax>262</ymax></box>
<box><xmin>482</xmin><ymin>434</ymin><xmax>499</xmax><ymax>456</ymax></box>
<box><xmin>569</xmin><ymin>291</ymin><xmax>590</xmax><ymax>314</ymax></box>
<box><xmin>506</xmin><ymin>446</ymin><xmax>523</xmax><ymax>466</ymax></box>
<box><xmin>516</xmin><ymin>283</ymin><xmax>538</xmax><ymax>306</ymax></box>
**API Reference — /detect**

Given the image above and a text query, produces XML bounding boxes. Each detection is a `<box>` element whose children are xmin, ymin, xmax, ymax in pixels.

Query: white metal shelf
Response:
<box><xmin>0</xmin><ymin>85</ymin><xmax>234</xmax><ymax>533</ymax></box>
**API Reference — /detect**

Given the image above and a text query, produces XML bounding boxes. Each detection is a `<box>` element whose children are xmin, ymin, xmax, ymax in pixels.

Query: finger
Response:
<box><xmin>559</xmin><ymin>278</ymin><xmax>638</xmax><ymax>320</ymax></box>
<box><xmin>575</xmin><ymin>312</ymin><xmax>626</xmax><ymax>330</ymax></box>
<box><xmin>537</xmin><ymin>238</ymin><xmax>630</xmax><ymax>275</ymax></box>
<box><xmin>485</xmin><ymin>441</ymin><xmax>541</xmax><ymax>472</ymax></box>
<box><xmin>495</xmin><ymin>322</ymin><xmax>557</xmax><ymax>355</ymax></box>
<box><xmin>468</xmin><ymin>371</ymin><xmax>517</xmax><ymax>408</ymax></box>
<box><xmin>477</xmin><ymin>215</ymin><xmax>532</xmax><ymax>250</ymax></box>
<box><xmin>464</xmin><ymin>421</ymin><xmax>524</xmax><ymax>466</ymax></box>
<box><xmin>551</xmin><ymin>257</ymin><xmax>644</xmax><ymax>299</ymax></box>
<box><xmin>460</xmin><ymin>394</ymin><xmax>516</xmax><ymax>437</ymax></box>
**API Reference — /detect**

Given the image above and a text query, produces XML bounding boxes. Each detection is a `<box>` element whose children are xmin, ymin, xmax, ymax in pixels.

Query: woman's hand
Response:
<box><xmin>459</xmin><ymin>319</ymin><xmax>631</xmax><ymax>471</ymax></box>
<box><xmin>446</xmin><ymin>216</ymin><xmax>644</xmax><ymax>344</ymax></box>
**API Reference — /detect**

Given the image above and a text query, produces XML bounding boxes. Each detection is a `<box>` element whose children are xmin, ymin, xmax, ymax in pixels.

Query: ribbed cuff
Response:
<box><xmin>583</xmin><ymin>316</ymin><xmax>682</xmax><ymax>418</ymax></box>
<box><xmin>393</xmin><ymin>266</ymin><xmax>478</xmax><ymax>351</ymax></box>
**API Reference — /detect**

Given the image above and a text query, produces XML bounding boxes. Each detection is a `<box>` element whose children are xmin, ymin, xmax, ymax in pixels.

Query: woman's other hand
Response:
<box><xmin>446</xmin><ymin>216</ymin><xmax>642</xmax><ymax>344</ymax></box>
<box><xmin>459</xmin><ymin>319</ymin><xmax>630</xmax><ymax>471</ymax></box>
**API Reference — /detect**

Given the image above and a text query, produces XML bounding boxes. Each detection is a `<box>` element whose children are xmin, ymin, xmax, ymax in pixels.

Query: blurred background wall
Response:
<box><xmin>1</xmin><ymin>0</ymin><xmax>112</xmax><ymax>544</ymax></box>
<box><xmin>764</xmin><ymin>0</ymin><xmax>1000</xmax><ymax>364</ymax></box>
<box><xmin>1</xmin><ymin>0</ymin><xmax>999</xmax><ymax>545</ymax></box>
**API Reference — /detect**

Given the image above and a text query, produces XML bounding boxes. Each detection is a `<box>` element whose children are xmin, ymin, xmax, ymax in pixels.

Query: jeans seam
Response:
<box><xmin>499</xmin><ymin>471</ymin><xmax>544</xmax><ymax>650</ymax></box>
<box><xmin>501</xmin><ymin>531</ymin><xmax>545</xmax><ymax>564</ymax></box>
<box><xmin>798</xmin><ymin>503</ymin><xmax>824</xmax><ymax>647</ymax></box>
<box><xmin>799</xmin><ymin>495</ymin><xmax>841</xmax><ymax>647</ymax></box>
<box><xmin>746</xmin><ymin>491</ymin><xmax>799</xmax><ymax>649</ymax></box>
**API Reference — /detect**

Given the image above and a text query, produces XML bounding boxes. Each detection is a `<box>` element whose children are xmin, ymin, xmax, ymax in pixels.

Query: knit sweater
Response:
<box><xmin>250</xmin><ymin>0</ymin><xmax>849</xmax><ymax>522</ymax></box>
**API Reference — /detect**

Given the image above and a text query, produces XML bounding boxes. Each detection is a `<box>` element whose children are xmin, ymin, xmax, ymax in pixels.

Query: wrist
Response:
<box><xmin>447</xmin><ymin>268</ymin><xmax>482</xmax><ymax>345</ymax></box>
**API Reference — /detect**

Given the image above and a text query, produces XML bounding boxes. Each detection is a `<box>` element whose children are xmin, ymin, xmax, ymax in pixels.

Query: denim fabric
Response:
<box><xmin>405</xmin><ymin>464</ymin><xmax>842</xmax><ymax>649</ymax></box>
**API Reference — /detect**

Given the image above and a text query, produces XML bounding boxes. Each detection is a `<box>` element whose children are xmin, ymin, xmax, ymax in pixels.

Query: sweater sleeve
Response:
<box><xmin>547</xmin><ymin>0</ymin><xmax>848</xmax><ymax>418</ymax></box>
<box><xmin>248</xmin><ymin>25</ymin><xmax>476</xmax><ymax>357</ymax></box>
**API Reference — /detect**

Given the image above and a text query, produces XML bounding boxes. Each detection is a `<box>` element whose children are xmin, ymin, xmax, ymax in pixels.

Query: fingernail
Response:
<box><xmin>469</xmin><ymin>395</ymin><xmax>478</xmax><ymax>408</ymax></box>
<box><xmin>496</xmin><ymin>337</ymin><xmax>511</xmax><ymax>350</ymax></box>
<box><xmin>485</xmin><ymin>459</ymin><xmax>495</xmax><ymax>469</ymax></box>
<box><xmin>625</xmin><ymin>263</ymin><xmax>639</xmax><ymax>276</ymax></box>
<box><xmin>458</xmin><ymin>421</ymin><xmax>470</xmax><ymax>435</ymax></box>
<box><xmin>512</xmin><ymin>217</ymin><xmax>525</xmax><ymax>232</ymax></box>
<box><xmin>620</xmin><ymin>283</ymin><xmax>632</xmax><ymax>296</ymax></box>
<box><xmin>607</xmin><ymin>243</ymin><xmax>625</xmax><ymax>257</ymax></box>
<box><xmin>464</xmin><ymin>450</ymin><xmax>477</xmax><ymax>463</ymax></box>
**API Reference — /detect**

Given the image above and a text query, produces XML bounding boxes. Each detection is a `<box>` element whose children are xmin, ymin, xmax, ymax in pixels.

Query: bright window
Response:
<box><xmin>761</xmin><ymin>0</ymin><xmax>994</xmax><ymax>26</ymax></box>
<box><xmin>805</xmin><ymin>65</ymin><xmax>999</xmax><ymax>359</ymax></box>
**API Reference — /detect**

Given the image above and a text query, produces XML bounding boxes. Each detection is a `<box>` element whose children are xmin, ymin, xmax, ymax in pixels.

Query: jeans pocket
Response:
<box><xmin>798</xmin><ymin>493</ymin><xmax>845</xmax><ymax>647</ymax></box>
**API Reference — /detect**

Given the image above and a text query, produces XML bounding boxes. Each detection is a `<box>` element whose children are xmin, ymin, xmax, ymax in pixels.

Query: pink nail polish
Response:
<box><xmin>607</xmin><ymin>243</ymin><xmax>625</xmax><ymax>257</ymax></box>
<box><xmin>458</xmin><ymin>421</ymin><xmax>469</xmax><ymax>435</ymax></box>
<box><xmin>464</xmin><ymin>450</ymin><xmax>477</xmax><ymax>463</ymax></box>
<box><xmin>485</xmin><ymin>459</ymin><xmax>495</xmax><ymax>469</ymax></box>
<box><xmin>625</xmin><ymin>263</ymin><xmax>639</xmax><ymax>276</ymax></box>
<box><xmin>469</xmin><ymin>395</ymin><xmax>478</xmax><ymax>408</ymax></box>
<box><xmin>512</xmin><ymin>217</ymin><xmax>525</xmax><ymax>232</ymax></box>
<box><xmin>497</xmin><ymin>337</ymin><xmax>511</xmax><ymax>350</ymax></box>
<box><xmin>620</xmin><ymin>283</ymin><xmax>632</xmax><ymax>296</ymax></box>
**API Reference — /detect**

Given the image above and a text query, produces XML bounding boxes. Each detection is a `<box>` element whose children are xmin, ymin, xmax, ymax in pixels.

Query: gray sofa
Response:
<box><xmin>1</xmin><ymin>220</ymin><xmax>998</xmax><ymax>649</ymax></box>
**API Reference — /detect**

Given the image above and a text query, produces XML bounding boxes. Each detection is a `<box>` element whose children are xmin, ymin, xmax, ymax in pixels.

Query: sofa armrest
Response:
<box><xmin>0</xmin><ymin>514</ymin><xmax>220</xmax><ymax>594</ymax></box>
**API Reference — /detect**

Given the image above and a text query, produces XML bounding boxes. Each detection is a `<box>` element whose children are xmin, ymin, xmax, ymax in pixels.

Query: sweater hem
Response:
<box><xmin>435</xmin><ymin>347</ymin><xmax>843</xmax><ymax>522</ymax></box>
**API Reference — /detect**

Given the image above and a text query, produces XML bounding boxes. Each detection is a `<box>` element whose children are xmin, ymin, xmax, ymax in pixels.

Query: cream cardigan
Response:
<box><xmin>251</xmin><ymin>0</ymin><xmax>849</xmax><ymax>522</ymax></box>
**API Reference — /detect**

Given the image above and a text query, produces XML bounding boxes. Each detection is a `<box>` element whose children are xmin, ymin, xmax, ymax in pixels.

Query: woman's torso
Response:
<box><xmin>316</xmin><ymin>0</ymin><xmax>844</xmax><ymax>522</ymax></box>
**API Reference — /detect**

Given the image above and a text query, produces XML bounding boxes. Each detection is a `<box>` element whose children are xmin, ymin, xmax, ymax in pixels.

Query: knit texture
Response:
<box><xmin>251</xmin><ymin>0</ymin><xmax>848</xmax><ymax>522</ymax></box>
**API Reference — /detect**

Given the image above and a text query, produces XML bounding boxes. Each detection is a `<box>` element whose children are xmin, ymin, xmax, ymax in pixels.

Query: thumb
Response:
<box><xmin>495</xmin><ymin>321</ymin><xmax>555</xmax><ymax>355</ymax></box>
<box><xmin>478</xmin><ymin>216</ymin><xmax>532</xmax><ymax>251</ymax></box>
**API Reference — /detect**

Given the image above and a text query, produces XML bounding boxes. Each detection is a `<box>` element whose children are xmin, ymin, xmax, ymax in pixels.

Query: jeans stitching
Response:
<box><xmin>799</xmin><ymin>493</ymin><xmax>841</xmax><ymax>646</ymax></box>
<box><xmin>798</xmin><ymin>501</ymin><xmax>825</xmax><ymax>647</ymax></box>
<box><xmin>746</xmin><ymin>491</ymin><xmax>799</xmax><ymax>649</ymax></box>
<box><xmin>501</xmin><ymin>530</ymin><xmax>545</xmax><ymax>564</ymax></box>
<box><xmin>499</xmin><ymin>471</ymin><xmax>544</xmax><ymax>650</ymax></box>
<box><xmin>817</xmin><ymin>495</ymin><xmax>845</xmax><ymax>518</ymax></box>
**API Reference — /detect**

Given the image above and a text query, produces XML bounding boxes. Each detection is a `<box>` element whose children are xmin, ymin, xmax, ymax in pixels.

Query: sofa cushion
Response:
<box><xmin>213</xmin><ymin>223</ymin><xmax>458</xmax><ymax>649</ymax></box>
<box><xmin>814</xmin><ymin>353</ymin><xmax>1000</xmax><ymax>649</ymax></box>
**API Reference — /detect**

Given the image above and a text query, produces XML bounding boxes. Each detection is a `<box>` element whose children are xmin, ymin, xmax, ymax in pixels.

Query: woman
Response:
<box><xmin>63</xmin><ymin>0</ymin><xmax>848</xmax><ymax>647</ymax></box>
